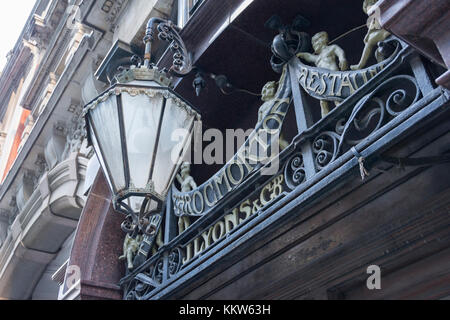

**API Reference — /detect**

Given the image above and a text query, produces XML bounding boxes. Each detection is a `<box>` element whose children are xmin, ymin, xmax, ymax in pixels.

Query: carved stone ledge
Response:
<box><xmin>45</xmin><ymin>124</ymin><xmax>68</xmax><ymax>170</ymax></box>
<box><xmin>0</xmin><ymin>154</ymin><xmax>89</xmax><ymax>299</ymax></box>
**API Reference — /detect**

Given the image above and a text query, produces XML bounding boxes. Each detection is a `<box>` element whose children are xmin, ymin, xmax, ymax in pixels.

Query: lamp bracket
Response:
<box><xmin>144</xmin><ymin>18</ymin><xmax>193</xmax><ymax>78</ymax></box>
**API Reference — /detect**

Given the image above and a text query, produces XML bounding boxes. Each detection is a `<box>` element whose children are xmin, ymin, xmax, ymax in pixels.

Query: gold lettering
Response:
<box><xmin>328</xmin><ymin>73</ymin><xmax>340</xmax><ymax>96</ymax></box>
<box><xmin>203</xmin><ymin>181</ymin><xmax>218</xmax><ymax>207</ymax></box>
<box><xmin>318</xmin><ymin>73</ymin><xmax>328</xmax><ymax>95</ymax></box>
<box><xmin>252</xmin><ymin>199</ymin><xmax>263</xmax><ymax>214</ymax></box>
<box><xmin>194</xmin><ymin>237</ymin><xmax>205</xmax><ymax>257</ymax></box>
<box><xmin>213</xmin><ymin>170</ymin><xmax>232</xmax><ymax>198</ymax></box>
<box><xmin>253</xmin><ymin>131</ymin><xmax>269</xmax><ymax>154</ymax></box>
<box><xmin>225</xmin><ymin>209</ymin><xmax>240</xmax><ymax>234</ymax></box>
<box><xmin>212</xmin><ymin>221</ymin><xmax>226</xmax><ymax>242</ymax></box>
<box><xmin>184</xmin><ymin>195</ymin><xmax>194</xmax><ymax>215</ymax></box>
<box><xmin>227</xmin><ymin>161</ymin><xmax>244</xmax><ymax>185</ymax></box>
<box><xmin>298</xmin><ymin>67</ymin><xmax>308</xmax><ymax>88</ymax></box>
<box><xmin>336</xmin><ymin>74</ymin><xmax>355</xmax><ymax>96</ymax></box>
<box><xmin>260</xmin><ymin>184</ymin><xmax>272</xmax><ymax>206</ymax></box>
<box><xmin>181</xmin><ymin>175</ymin><xmax>286</xmax><ymax>266</ymax></box>
<box><xmin>239</xmin><ymin>200</ymin><xmax>252</xmax><ymax>223</ymax></box>
<box><xmin>262</xmin><ymin>115</ymin><xmax>283</xmax><ymax>135</ymax></box>
<box><xmin>270</xmin><ymin>175</ymin><xmax>284</xmax><ymax>199</ymax></box>
<box><xmin>201</xmin><ymin>228</ymin><xmax>213</xmax><ymax>249</ymax></box>
<box><xmin>192</xmin><ymin>191</ymin><xmax>204</xmax><ymax>214</ymax></box>
<box><xmin>183</xmin><ymin>242</ymin><xmax>193</xmax><ymax>264</ymax></box>
<box><xmin>350</xmin><ymin>73</ymin><xmax>359</xmax><ymax>91</ymax></box>
<box><xmin>369</xmin><ymin>67</ymin><xmax>378</xmax><ymax>79</ymax></box>
<box><xmin>307</xmin><ymin>71</ymin><xmax>320</xmax><ymax>93</ymax></box>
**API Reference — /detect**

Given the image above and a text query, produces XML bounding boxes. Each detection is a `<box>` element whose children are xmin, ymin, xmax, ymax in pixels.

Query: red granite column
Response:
<box><xmin>63</xmin><ymin>171</ymin><xmax>126</xmax><ymax>300</ymax></box>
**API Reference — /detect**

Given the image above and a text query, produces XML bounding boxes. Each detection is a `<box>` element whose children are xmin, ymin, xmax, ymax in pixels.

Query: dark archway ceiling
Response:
<box><xmin>171</xmin><ymin>0</ymin><xmax>369</xmax><ymax>183</ymax></box>
<box><xmin>175</xmin><ymin>0</ymin><xmax>368</xmax><ymax>131</ymax></box>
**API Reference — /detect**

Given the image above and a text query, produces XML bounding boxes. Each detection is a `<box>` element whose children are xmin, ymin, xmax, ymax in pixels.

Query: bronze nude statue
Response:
<box><xmin>351</xmin><ymin>0</ymin><xmax>391</xmax><ymax>70</ymax></box>
<box><xmin>297</xmin><ymin>31</ymin><xmax>349</xmax><ymax>118</ymax></box>
<box><xmin>176</xmin><ymin>162</ymin><xmax>197</xmax><ymax>234</ymax></box>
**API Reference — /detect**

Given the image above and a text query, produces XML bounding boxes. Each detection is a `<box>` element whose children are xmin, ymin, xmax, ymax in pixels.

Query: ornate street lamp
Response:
<box><xmin>83</xmin><ymin>18</ymin><xmax>200</xmax><ymax>237</ymax></box>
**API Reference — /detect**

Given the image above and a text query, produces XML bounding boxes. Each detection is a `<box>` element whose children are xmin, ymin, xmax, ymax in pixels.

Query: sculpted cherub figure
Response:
<box><xmin>297</xmin><ymin>31</ymin><xmax>349</xmax><ymax>118</ymax></box>
<box><xmin>258</xmin><ymin>81</ymin><xmax>278</xmax><ymax>123</ymax></box>
<box><xmin>257</xmin><ymin>81</ymin><xmax>289</xmax><ymax>150</ymax></box>
<box><xmin>119</xmin><ymin>234</ymin><xmax>143</xmax><ymax>269</ymax></box>
<box><xmin>176</xmin><ymin>162</ymin><xmax>197</xmax><ymax>234</ymax></box>
<box><xmin>350</xmin><ymin>0</ymin><xmax>391</xmax><ymax>70</ymax></box>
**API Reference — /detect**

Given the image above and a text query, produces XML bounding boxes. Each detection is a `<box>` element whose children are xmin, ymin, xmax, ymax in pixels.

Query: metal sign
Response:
<box><xmin>293</xmin><ymin>57</ymin><xmax>391</xmax><ymax>102</ymax></box>
<box><xmin>172</xmin><ymin>67</ymin><xmax>292</xmax><ymax>217</ymax></box>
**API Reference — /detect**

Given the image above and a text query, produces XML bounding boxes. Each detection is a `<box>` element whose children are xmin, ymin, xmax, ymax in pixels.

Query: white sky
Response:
<box><xmin>0</xmin><ymin>0</ymin><xmax>37</xmax><ymax>71</ymax></box>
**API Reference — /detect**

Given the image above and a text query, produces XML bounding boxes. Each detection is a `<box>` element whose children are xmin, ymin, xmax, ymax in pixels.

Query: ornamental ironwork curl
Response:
<box><xmin>152</xmin><ymin>257</ymin><xmax>165</xmax><ymax>284</ymax></box>
<box><xmin>124</xmin><ymin>280</ymin><xmax>137</xmax><ymax>300</ymax></box>
<box><xmin>312</xmin><ymin>132</ymin><xmax>341</xmax><ymax>171</ymax></box>
<box><xmin>156</xmin><ymin>21</ymin><xmax>193</xmax><ymax>77</ymax></box>
<box><xmin>120</xmin><ymin>214</ymin><xmax>136</xmax><ymax>234</ymax></box>
<box><xmin>125</xmin><ymin>262</ymin><xmax>162</xmax><ymax>300</ymax></box>
<box><xmin>168</xmin><ymin>248</ymin><xmax>183</xmax><ymax>277</ymax></box>
<box><xmin>313</xmin><ymin>75</ymin><xmax>420</xmax><ymax>171</ymax></box>
<box><xmin>285</xmin><ymin>154</ymin><xmax>307</xmax><ymax>189</ymax></box>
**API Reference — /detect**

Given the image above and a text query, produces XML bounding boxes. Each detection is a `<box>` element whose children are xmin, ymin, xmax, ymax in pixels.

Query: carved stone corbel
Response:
<box><xmin>45</xmin><ymin>122</ymin><xmax>68</xmax><ymax>170</ymax></box>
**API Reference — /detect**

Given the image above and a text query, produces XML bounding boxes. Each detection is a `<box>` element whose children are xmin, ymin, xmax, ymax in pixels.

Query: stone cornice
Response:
<box><xmin>20</xmin><ymin>1</ymin><xmax>77</xmax><ymax>110</ymax></box>
<box><xmin>0</xmin><ymin>0</ymin><xmax>40</xmax><ymax>100</ymax></box>
<box><xmin>0</xmin><ymin>43</ymin><xmax>34</xmax><ymax>121</ymax></box>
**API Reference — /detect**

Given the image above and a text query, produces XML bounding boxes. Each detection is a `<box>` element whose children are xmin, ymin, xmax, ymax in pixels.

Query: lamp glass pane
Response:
<box><xmin>89</xmin><ymin>124</ymin><xmax>115</xmax><ymax>193</ymax></box>
<box><xmin>127</xmin><ymin>196</ymin><xmax>144</xmax><ymax>213</ymax></box>
<box><xmin>151</xmin><ymin>97</ymin><xmax>196</xmax><ymax>196</ymax></box>
<box><xmin>89</xmin><ymin>96</ymin><xmax>126</xmax><ymax>192</ymax></box>
<box><xmin>127</xmin><ymin>196</ymin><xmax>159</xmax><ymax>217</ymax></box>
<box><xmin>121</xmin><ymin>91</ymin><xmax>163</xmax><ymax>190</ymax></box>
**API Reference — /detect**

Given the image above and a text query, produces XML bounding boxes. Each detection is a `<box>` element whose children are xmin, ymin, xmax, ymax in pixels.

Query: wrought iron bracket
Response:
<box><xmin>143</xmin><ymin>18</ymin><xmax>193</xmax><ymax>77</ymax></box>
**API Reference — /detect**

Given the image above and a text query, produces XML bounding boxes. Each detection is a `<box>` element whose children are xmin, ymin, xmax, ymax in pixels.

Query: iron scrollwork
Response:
<box><xmin>285</xmin><ymin>154</ymin><xmax>307</xmax><ymax>190</ymax></box>
<box><xmin>144</xmin><ymin>18</ymin><xmax>193</xmax><ymax>77</ymax></box>
<box><xmin>156</xmin><ymin>21</ymin><xmax>193</xmax><ymax>77</ymax></box>
<box><xmin>313</xmin><ymin>132</ymin><xmax>341</xmax><ymax>171</ymax></box>
<box><xmin>124</xmin><ymin>260</ymin><xmax>163</xmax><ymax>300</ymax></box>
<box><xmin>313</xmin><ymin>75</ymin><xmax>420</xmax><ymax>171</ymax></box>
<box><xmin>168</xmin><ymin>248</ymin><xmax>183</xmax><ymax>278</ymax></box>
